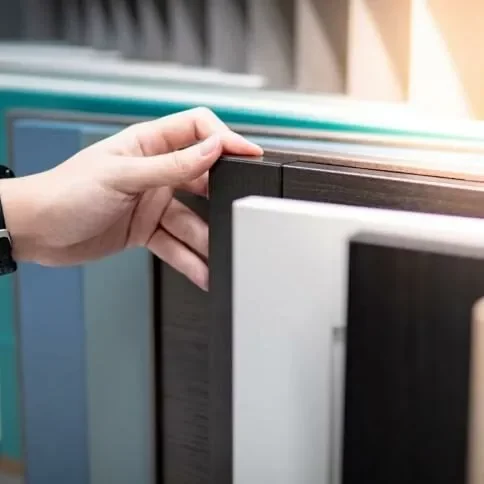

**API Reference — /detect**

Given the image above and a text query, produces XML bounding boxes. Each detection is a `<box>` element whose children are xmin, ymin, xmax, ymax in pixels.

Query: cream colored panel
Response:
<box><xmin>408</xmin><ymin>0</ymin><xmax>484</xmax><ymax>119</ymax></box>
<box><xmin>296</xmin><ymin>0</ymin><xmax>349</xmax><ymax>93</ymax></box>
<box><xmin>347</xmin><ymin>0</ymin><xmax>410</xmax><ymax>101</ymax></box>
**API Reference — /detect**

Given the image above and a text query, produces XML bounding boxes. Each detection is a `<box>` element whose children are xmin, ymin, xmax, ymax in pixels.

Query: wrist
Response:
<box><xmin>0</xmin><ymin>176</ymin><xmax>39</xmax><ymax>262</ymax></box>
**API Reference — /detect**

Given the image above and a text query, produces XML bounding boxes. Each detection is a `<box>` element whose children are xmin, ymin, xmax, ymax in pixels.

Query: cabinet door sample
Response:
<box><xmin>11</xmin><ymin>118</ymin><xmax>90</xmax><ymax>484</ymax></box>
<box><xmin>138</xmin><ymin>0</ymin><xmax>169</xmax><ymax>61</ymax></box>
<box><xmin>207</xmin><ymin>0</ymin><xmax>248</xmax><ymax>73</ymax></box>
<box><xmin>167</xmin><ymin>0</ymin><xmax>207</xmax><ymax>66</ymax></box>
<box><xmin>344</xmin><ymin>234</ymin><xmax>484</xmax><ymax>484</ymax></box>
<box><xmin>283</xmin><ymin>162</ymin><xmax>484</xmax><ymax>219</ymax></box>
<box><xmin>10</xmin><ymin>116</ymin><xmax>155</xmax><ymax>484</ymax></box>
<box><xmin>209</xmin><ymin>154</ymin><xmax>289</xmax><ymax>484</ymax></box>
<box><xmin>232</xmin><ymin>196</ymin><xmax>484</xmax><ymax>484</ymax></box>
<box><xmin>247</xmin><ymin>0</ymin><xmax>295</xmax><ymax>87</ymax></box>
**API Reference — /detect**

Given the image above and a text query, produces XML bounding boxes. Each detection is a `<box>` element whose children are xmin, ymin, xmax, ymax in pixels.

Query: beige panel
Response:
<box><xmin>408</xmin><ymin>0</ymin><xmax>484</xmax><ymax>119</ymax></box>
<box><xmin>295</xmin><ymin>0</ymin><xmax>349</xmax><ymax>93</ymax></box>
<box><xmin>468</xmin><ymin>297</ymin><xmax>484</xmax><ymax>484</ymax></box>
<box><xmin>346</xmin><ymin>0</ymin><xmax>410</xmax><ymax>101</ymax></box>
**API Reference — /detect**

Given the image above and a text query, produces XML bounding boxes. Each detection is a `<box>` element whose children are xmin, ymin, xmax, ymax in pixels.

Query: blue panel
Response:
<box><xmin>11</xmin><ymin>119</ymin><xmax>89</xmax><ymax>484</ymax></box>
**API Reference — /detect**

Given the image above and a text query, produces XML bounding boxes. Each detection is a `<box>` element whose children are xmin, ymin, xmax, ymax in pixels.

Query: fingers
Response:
<box><xmin>177</xmin><ymin>172</ymin><xmax>209</xmax><ymax>198</ymax></box>
<box><xmin>146</xmin><ymin>227</ymin><xmax>208</xmax><ymax>291</ymax></box>
<box><xmin>161</xmin><ymin>199</ymin><xmax>208</xmax><ymax>258</ymax></box>
<box><xmin>119</xmin><ymin>107</ymin><xmax>263</xmax><ymax>156</ymax></box>
<box><xmin>111</xmin><ymin>134</ymin><xmax>222</xmax><ymax>193</ymax></box>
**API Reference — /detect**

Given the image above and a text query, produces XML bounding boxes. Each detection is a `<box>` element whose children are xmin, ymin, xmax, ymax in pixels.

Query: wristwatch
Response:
<box><xmin>0</xmin><ymin>165</ymin><xmax>17</xmax><ymax>275</ymax></box>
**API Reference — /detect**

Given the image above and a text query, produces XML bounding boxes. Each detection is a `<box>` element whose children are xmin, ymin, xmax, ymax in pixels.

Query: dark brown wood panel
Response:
<box><xmin>344</xmin><ymin>235</ymin><xmax>484</xmax><ymax>484</ymax></box>
<box><xmin>283</xmin><ymin>162</ymin><xmax>484</xmax><ymax>216</ymax></box>
<box><xmin>158</xmin><ymin>193</ymin><xmax>210</xmax><ymax>483</ymax></box>
<box><xmin>208</xmin><ymin>154</ymin><xmax>293</xmax><ymax>484</ymax></box>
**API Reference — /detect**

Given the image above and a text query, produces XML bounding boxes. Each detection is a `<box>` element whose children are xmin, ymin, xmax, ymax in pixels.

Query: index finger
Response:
<box><xmin>120</xmin><ymin>107</ymin><xmax>263</xmax><ymax>156</ymax></box>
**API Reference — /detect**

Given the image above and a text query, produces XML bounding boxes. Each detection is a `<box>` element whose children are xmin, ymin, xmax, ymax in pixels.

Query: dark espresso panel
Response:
<box><xmin>158</xmin><ymin>193</ymin><xmax>211</xmax><ymax>484</ymax></box>
<box><xmin>283</xmin><ymin>162</ymin><xmax>484</xmax><ymax>217</ymax></box>
<box><xmin>209</xmin><ymin>154</ymin><xmax>292</xmax><ymax>483</ymax></box>
<box><xmin>343</xmin><ymin>235</ymin><xmax>484</xmax><ymax>484</ymax></box>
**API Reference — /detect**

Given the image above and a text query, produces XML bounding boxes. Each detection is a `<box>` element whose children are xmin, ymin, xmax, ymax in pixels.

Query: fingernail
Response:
<box><xmin>200</xmin><ymin>135</ymin><xmax>220</xmax><ymax>156</ymax></box>
<box><xmin>233</xmin><ymin>132</ymin><xmax>263</xmax><ymax>153</ymax></box>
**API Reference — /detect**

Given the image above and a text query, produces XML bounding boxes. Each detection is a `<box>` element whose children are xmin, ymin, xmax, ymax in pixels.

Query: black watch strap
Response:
<box><xmin>0</xmin><ymin>166</ymin><xmax>17</xmax><ymax>275</ymax></box>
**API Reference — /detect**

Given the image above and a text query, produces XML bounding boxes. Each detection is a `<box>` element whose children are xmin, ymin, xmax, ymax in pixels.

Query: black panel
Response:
<box><xmin>158</xmin><ymin>193</ymin><xmax>210</xmax><ymax>483</ymax></box>
<box><xmin>208</xmin><ymin>154</ymin><xmax>291</xmax><ymax>483</ymax></box>
<box><xmin>283</xmin><ymin>162</ymin><xmax>484</xmax><ymax>217</ymax></box>
<box><xmin>343</xmin><ymin>235</ymin><xmax>484</xmax><ymax>484</ymax></box>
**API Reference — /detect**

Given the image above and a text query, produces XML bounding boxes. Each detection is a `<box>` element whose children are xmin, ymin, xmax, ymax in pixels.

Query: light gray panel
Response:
<box><xmin>84</xmin><ymin>248</ymin><xmax>155</xmax><ymax>484</ymax></box>
<box><xmin>207</xmin><ymin>0</ymin><xmax>247</xmax><ymax>73</ymax></box>
<box><xmin>247</xmin><ymin>0</ymin><xmax>295</xmax><ymax>87</ymax></box>
<box><xmin>81</xmin><ymin>125</ymin><xmax>154</xmax><ymax>484</ymax></box>
<box><xmin>232</xmin><ymin>196</ymin><xmax>484</xmax><ymax>484</ymax></box>
<box><xmin>167</xmin><ymin>0</ymin><xmax>206</xmax><ymax>66</ymax></box>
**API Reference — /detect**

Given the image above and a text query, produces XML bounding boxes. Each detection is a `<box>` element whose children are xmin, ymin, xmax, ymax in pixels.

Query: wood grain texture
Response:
<box><xmin>159</xmin><ymin>192</ymin><xmax>210</xmax><ymax>484</ymax></box>
<box><xmin>343</xmin><ymin>236</ymin><xmax>484</xmax><ymax>484</ymax></box>
<box><xmin>283</xmin><ymin>162</ymin><xmax>484</xmax><ymax>217</ymax></box>
<box><xmin>209</xmin><ymin>154</ymin><xmax>291</xmax><ymax>483</ymax></box>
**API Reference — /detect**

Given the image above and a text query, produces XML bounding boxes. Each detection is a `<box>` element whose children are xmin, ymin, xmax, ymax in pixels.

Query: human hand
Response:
<box><xmin>0</xmin><ymin>108</ymin><xmax>263</xmax><ymax>290</ymax></box>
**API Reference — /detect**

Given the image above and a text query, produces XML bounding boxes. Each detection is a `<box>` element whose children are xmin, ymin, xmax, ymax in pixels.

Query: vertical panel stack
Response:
<box><xmin>2</xmin><ymin>0</ymin><xmax>484</xmax><ymax>116</ymax></box>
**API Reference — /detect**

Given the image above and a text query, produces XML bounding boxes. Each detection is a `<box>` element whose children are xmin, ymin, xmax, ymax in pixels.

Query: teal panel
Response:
<box><xmin>0</xmin><ymin>342</ymin><xmax>21</xmax><ymax>460</ymax></box>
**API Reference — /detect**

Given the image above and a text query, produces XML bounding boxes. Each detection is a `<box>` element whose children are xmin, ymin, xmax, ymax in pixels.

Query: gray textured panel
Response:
<box><xmin>22</xmin><ymin>0</ymin><xmax>62</xmax><ymax>40</ymax></box>
<box><xmin>85</xmin><ymin>0</ymin><xmax>115</xmax><ymax>50</ymax></box>
<box><xmin>63</xmin><ymin>0</ymin><xmax>86</xmax><ymax>45</ymax></box>
<box><xmin>168</xmin><ymin>0</ymin><xmax>206</xmax><ymax>66</ymax></box>
<box><xmin>111</xmin><ymin>0</ymin><xmax>139</xmax><ymax>58</ymax></box>
<box><xmin>207</xmin><ymin>0</ymin><xmax>247</xmax><ymax>72</ymax></box>
<box><xmin>138</xmin><ymin>0</ymin><xmax>169</xmax><ymax>61</ymax></box>
<box><xmin>84</xmin><ymin>249</ymin><xmax>155</xmax><ymax>484</ymax></box>
<box><xmin>0</xmin><ymin>0</ymin><xmax>23</xmax><ymax>40</ymax></box>
<box><xmin>247</xmin><ymin>0</ymin><xmax>295</xmax><ymax>87</ymax></box>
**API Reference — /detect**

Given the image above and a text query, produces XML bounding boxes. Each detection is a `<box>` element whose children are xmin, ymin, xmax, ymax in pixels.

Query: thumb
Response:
<box><xmin>111</xmin><ymin>135</ymin><xmax>222</xmax><ymax>193</ymax></box>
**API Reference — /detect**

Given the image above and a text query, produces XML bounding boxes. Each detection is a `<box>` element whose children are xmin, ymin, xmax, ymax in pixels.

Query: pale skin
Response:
<box><xmin>0</xmin><ymin>107</ymin><xmax>263</xmax><ymax>291</ymax></box>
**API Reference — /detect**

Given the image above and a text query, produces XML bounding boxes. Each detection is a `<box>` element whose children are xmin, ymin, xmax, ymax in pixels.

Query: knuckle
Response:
<box><xmin>193</xmin><ymin>106</ymin><xmax>216</xmax><ymax>119</ymax></box>
<box><xmin>171</xmin><ymin>149</ymin><xmax>192</xmax><ymax>175</ymax></box>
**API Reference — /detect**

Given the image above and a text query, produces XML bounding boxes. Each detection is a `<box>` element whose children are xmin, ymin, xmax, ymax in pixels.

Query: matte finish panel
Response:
<box><xmin>344</xmin><ymin>236</ymin><xmax>484</xmax><ymax>484</ymax></box>
<box><xmin>209</xmin><ymin>154</ymin><xmax>288</xmax><ymax>483</ymax></box>
<box><xmin>12</xmin><ymin>119</ymin><xmax>89</xmax><ymax>484</ymax></box>
<box><xmin>84</xmin><ymin>249</ymin><xmax>154</xmax><ymax>484</ymax></box>
<box><xmin>232</xmin><ymin>196</ymin><xmax>484</xmax><ymax>484</ymax></box>
<box><xmin>80</xmin><ymin>124</ymin><xmax>156</xmax><ymax>484</ymax></box>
